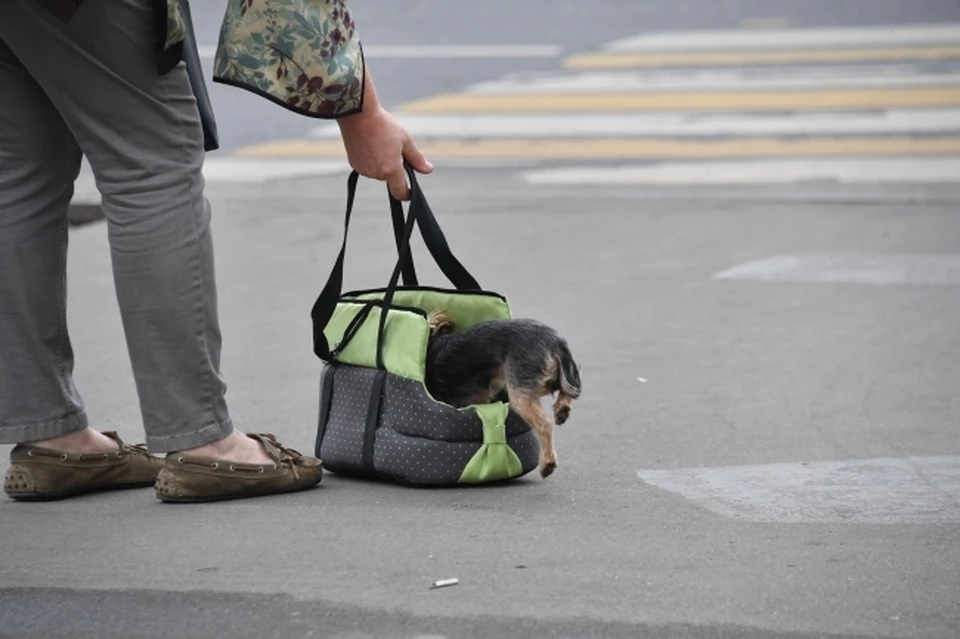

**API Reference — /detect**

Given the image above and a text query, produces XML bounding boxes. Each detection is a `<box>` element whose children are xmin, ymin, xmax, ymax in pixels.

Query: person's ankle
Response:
<box><xmin>24</xmin><ymin>427</ymin><xmax>119</xmax><ymax>454</ymax></box>
<box><xmin>177</xmin><ymin>431</ymin><xmax>273</xmax><ymax>466</ymax></box>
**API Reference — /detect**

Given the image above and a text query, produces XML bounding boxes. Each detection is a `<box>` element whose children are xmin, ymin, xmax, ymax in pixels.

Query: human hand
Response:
<box><xmin>338</xmin><ymin>104</ymin><xmax>432</xmax><ymax>201</ymax></box>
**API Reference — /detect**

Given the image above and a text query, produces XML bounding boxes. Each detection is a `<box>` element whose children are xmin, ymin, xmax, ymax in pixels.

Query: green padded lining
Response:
<box><xmin>324</xmin><ymin>288</ymin><xmax>513</xmax><ymax>382</ymax></box>
<box><xmin>324</xmin><ymin>302</ymin><xmax>427</xmax><ymax>380</ymax></box>
<box><xmin>347</xmin><ymin>288</ymin><xmax>512</xmax><ymax>331</ymax></box>
<box><xmin>457</xmin><ymin>403</ymin><xmax>524</xmax><ymax>484</ymax></box>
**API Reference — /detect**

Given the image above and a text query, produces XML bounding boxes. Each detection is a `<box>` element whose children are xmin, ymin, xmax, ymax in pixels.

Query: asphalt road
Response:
<box><xmin>2</xmin><ymin>170</ymin><xmax>959</xmax><ymax>638</ymax></box>
<box><xmin>4</xmin><ymin>2</ymin><xmax>960</xmax><ymax>638</ymax></box>
<box><xmin>188</xmin><ymin>0</ymin><xmax>960</xmax><ymax>153</ymax></box>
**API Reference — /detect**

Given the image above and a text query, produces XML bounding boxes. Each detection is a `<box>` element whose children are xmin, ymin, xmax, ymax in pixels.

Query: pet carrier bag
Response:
<box><xmin>310</xmin><ymin>166</ymin><xmax>540</xmax><ymax>486</ymax></box>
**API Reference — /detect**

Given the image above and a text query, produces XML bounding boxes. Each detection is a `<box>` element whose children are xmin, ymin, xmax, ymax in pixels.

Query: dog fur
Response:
<box><xmin>424</xmin><ymin>309</ymin><xmax>581</xmax><ymax>478</ymax></box>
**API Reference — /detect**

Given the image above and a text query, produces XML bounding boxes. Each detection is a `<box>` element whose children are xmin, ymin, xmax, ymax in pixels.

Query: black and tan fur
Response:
<box><xmin>424</xmin><ymin>309</ymin><xmax>581</xmax><ymax>478</ymax></box>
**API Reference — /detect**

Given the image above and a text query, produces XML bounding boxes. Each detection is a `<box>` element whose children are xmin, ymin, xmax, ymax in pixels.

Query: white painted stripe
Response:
<box><xmin>712</xmin><ymin>253</ymin><xmax>960</xmax><ymax>285</ymax></box>
<box><xmin>310</xmin><ymin>110</ymin><xmax>960</xmax><ymax>140</ymax></box>
<box><xmin>522</xmin><ymin>158</ymin><xmax>960</xmax><ymax>186</ymax></box>
<box><xmin>463</xmin><ymin>66</ymin><xmax>960</xmax><ymax>94</ymax></box>
<box><xmin>69</xmin><ymin>157</ymin><xmax>544</xmax><ymax>205</ymax></box>
<box><xmin>637</xmin><ymin>456</ymin><xmax>960</xmax><ymax>524</ymax></box>
<box><xmin>70</xmin><ymin>159</ymin><xmax>351</xmax><ymax>204</ymax></box>
<box><xmin>606</xmin><ymin>24</ymin><xmax>960</xmax><ymax>52</ymax></box>
<box><xmin>197</xmin><ymin>44</ymin><xmax>562</xmax><ymax>59</ymax></box>
<box><xmin>199</xmin><ymin>158</ymin><xmax>350</xmax><ymax>182</ymax></box>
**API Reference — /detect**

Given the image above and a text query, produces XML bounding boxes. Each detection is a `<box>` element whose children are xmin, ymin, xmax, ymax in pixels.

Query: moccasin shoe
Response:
<box><xmin>4</xmin><ymin>431</ymin><xmax>164</xmax><ymax>501</ymax></box>
<box><xmin>155</xmin><ymin>433</ymin><xmax>322</xmax><ymax>503</ymax></box>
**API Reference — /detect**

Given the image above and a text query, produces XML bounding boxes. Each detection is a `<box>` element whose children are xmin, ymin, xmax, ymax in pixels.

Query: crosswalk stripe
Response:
<box><xmin>68</xmin><ymin>158</ymin><xmax>352</xmax><ymax>210</ymax></box>
<box><xmin>309</xmin><ymin>110</ymin><xmax>960</xmax><ymax>139</ymax></box>
<box><xmin>198</xmin><ymin>44</ymin><xmax>562</xmax><ymax>59</ymax></box>
<box><xmin>636</xmin><ymin>456</ymin><xmax>960</xmax><ymax>524</ymax></box>
<box><xmin>564</xmin><ymin>46</ymin><xmax>960</xmax><ymax>69</ymax></box>
<box><xmin>522</xmin><ymin>158</ymin><xmax>960</xmax><ymax>186</ymax></box>
<box><xmin>401</xmin><ymin>87</ymin><xmax>960</xmax><ymax>113</ymax></box>
<box><xmin>604</xmin><ymin>23</ymin><xmax>960</xmax><ymax>52</ymax></box>
<box><xmin>227</xmin><ymin>22</ymin><xmax>960</xmax><ymax>172</ymax></box>
<box><xmin>712</xmin><ymin>253</ymin><xmax>960</xmax><ymax>284</ymax></box>
<box><xmin>237</xmin><ymin>137</ymin><xmax>960</xmax><ymax>160</ymax></box>
<box><xmin>463</xmin><ymin>66</ymin><xmax>960</xmax><ymax>93</ymax></box>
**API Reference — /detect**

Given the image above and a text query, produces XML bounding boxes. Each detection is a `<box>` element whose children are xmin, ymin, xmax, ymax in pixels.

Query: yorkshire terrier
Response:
<box><xmin>424</xmin><ymin>309</ymin><xmax>582</xmax><ymax>478</ymax></box>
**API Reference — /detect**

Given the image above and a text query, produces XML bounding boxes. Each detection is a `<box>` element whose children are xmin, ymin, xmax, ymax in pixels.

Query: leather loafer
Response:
<box><xmin>4</xmin><ymin>431</ymin><xmax>164</xmax><ymax>501</ymax></box>
<box><xmin>155</xmin><ymin>433</ymin><xmax>322</xmax><ymax>503</ymax></box>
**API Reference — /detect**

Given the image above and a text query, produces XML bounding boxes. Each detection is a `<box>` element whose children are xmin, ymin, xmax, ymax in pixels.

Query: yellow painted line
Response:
<box><xmin>400</xmin><ymin>87</ymin><xmax>960</xmax><ymax>113</ymax></box>
<box><xmin>237</xmin><ymin>137</ymin><xmax>960</xmax><ymax>160</ymax></box>
<box><xmin>564</xmin><ymin>45</ymin><xmax>960</xmax><ymax>69</ymax></box>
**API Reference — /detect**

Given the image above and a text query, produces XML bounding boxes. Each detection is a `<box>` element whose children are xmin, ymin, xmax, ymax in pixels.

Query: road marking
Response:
<box><xmin>463</xmin><ymin>66</ymin><xmax>960</xmax><ymax>93</ymax></box>
<box><xmin>70</xmin><ymin>159</ymin><xmax>353</xmax><ymax>205</ymax></box>
<box><xmin>522</xmin><ymin>158</ymin><xmax>960</xmax><ymax>186</ymax></box>
<box><xmin>564</xmin><ymin>46</ymin><xmax>960</xmax><ymax>69</ymax></box>
<box><xmin>604</xmin><ymin>23</ymin><xmax>960</xmax><ymax>52</ymax></box>
<box><xmin>637</xmin><ymin>456</ymin><xmax>960</xmax><ymax>524</ymax></box>
<box><xmin>197</xmin><ymin>44</ymin><xmax>562</xmax><ymax>59</ymax></box>
<box><xmin>237</xmin><ymin>137</ymin><xmax>960</xmax><ymax>160</ymax></box>
<box><xmin>400</xmin><ymin>87</ymin><xmax>960</xmax><ymax>113</ymax></box>
<box><xmin>197</xmin><ymin>158</ymin><xmax>350</xmax><ymax>182</ymax></box>
<box><xmin>227</xmin><ymin>24</ymin><xmax>960</xmax><ymax>170</ymax></box>
<box><xmin>712</xmin><ymin>253</ymin><xmax>960</xmax><ymax>285</ymax></box>
<box><xmin>69</xmin><ymin>157</ymin><xmax>550</xmax><ymax>206</ymax></box>
<box><xmin>310</xmin><ymin>110</ymin><xmax>960</xmax><ymax>139</ymax></box>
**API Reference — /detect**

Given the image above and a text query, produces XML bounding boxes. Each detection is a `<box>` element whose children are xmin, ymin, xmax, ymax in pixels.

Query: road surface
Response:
<box><xmin>5</xmin><ymin>1</ymin><xmax>960</xmax><ymax>637</ymax></box>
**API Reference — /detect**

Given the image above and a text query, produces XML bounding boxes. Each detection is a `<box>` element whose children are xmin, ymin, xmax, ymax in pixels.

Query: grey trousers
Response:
<box><xmin>0</xmin><ymin>0</ymin><xmax>234</xmax><ymax>452</ymax></box>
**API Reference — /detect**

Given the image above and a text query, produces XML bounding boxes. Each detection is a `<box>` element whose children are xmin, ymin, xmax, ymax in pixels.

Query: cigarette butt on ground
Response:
<box><xmin>430</xmin><ymin>578</ymin><xmax>459</xmax><ymax>589</ymax></box>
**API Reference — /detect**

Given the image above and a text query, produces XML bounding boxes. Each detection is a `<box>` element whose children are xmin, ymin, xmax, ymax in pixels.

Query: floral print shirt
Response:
<box><xmin>35</xmin><ymin>0</ymin><xmax>365</xmax><ymax>119</ymax></box>
<box><xmin>213</xmin><ymin>0</ymin><xmax>364</xmax><ymax>117</ymax></box>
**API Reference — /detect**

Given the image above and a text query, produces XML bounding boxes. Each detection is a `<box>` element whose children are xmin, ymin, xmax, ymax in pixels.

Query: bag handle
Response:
<box><xmin>391</xmin><ymin>165</ymin><xmax>481</xmax><ymax>293</ymax></box>
<box><xmin>311</xmin><ymin>164</ymin><xmax>480</xmax><ymax>362</ymax></box>
<box><xmin>391</xmin><ymin>195</ymin><xmax>418</xmax><ymax>286</ymax></box>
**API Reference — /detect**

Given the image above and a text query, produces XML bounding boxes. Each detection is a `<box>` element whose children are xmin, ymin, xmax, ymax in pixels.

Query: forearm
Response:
<box><xmin>337</xmin><ymin>67</ymin><xmax>382</xmax><ymax>130</ymax></box>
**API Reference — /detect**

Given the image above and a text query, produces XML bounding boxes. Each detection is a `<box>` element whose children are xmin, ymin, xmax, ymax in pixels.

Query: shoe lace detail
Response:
<box><xmin>24</xmin><ymin>444</ymin><xmax>150</xmax><ymax>461</ymax></box>
<box><xmin>256</xmin><ymin>434</ymin><xmax>307</xmax><ymax>479</ymax></box>
<box><xmin>124</xmin><ymin>443</ymin><xmax>152</xmax><ymax>457</ymax></box>
<box><xmin>174</xmin><ymin>434</ymin><xmax>313</xmax><ymax>479</ymax></box>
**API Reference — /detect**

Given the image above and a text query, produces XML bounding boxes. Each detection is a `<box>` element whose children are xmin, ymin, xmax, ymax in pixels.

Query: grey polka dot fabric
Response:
<box><xmin>381</xmin><ymin>374</ymin><xmax>484</xmax><ymax>442</ymax></box>
<box><xmin>317</xmin><ymin>364</ymin><xmax>540</xmax><ymax>485</ymax></box>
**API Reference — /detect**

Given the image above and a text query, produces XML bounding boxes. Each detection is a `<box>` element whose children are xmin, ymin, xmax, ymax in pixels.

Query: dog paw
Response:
<box><xmin>540</xmin><ymin>459</ymin><xmax>557</xmax><ymax>478</ymax></box>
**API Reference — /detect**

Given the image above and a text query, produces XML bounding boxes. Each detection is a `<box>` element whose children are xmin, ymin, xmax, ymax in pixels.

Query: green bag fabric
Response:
<box><xmin>311</xmin><ymin>167</ymin><xmax>539</xmax><ymax>486</ymax></box>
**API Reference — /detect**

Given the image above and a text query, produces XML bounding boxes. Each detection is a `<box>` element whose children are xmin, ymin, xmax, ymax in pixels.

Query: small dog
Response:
<box><xmin>424</xmin><ymin>309</ymin><xmax>582</xmax><ymax>478</ymax></box>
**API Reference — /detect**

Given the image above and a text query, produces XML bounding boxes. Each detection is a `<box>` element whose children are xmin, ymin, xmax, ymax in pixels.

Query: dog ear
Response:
<box><xmin>427</xmin><ymin>309</ymin><xmax>455</xmax><ymax>336</ymax></box>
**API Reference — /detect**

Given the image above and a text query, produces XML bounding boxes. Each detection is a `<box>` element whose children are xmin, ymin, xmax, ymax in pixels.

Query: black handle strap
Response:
<box><xmin>311</xmin><ymin>164</ymin><xmax>481</xmax><ymax>362</ymax></box>
<box><xmin>374</xmin><ymin>196</ymin><xmax>419</xmax><ymax>368</ymax></box>
<box><xmin>390</xmin><ymin>195</ymin><xmax>418</xmax><ymax>286</ymax></box>
<box><xmin>311</xmin><ymin>170</ymin><xmax>360</xmax><ymax>360</ymax></box>
<box><xmin>392</xmin><ymin>166</ymin><xmax>480</xmax><ymax>293</ymax></box>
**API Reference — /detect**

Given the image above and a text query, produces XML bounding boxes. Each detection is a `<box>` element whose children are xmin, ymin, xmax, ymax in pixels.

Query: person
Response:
<box><xmin>0</xmin><ymin>0</ymin><xmax>432</xmax><ymax>502</ymax></box>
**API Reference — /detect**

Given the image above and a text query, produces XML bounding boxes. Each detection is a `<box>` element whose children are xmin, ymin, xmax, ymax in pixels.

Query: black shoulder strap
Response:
<box><xmin>178</xmin><ymin>0</ymin><xmax>219</xmax><ymax>152</ymax></box>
